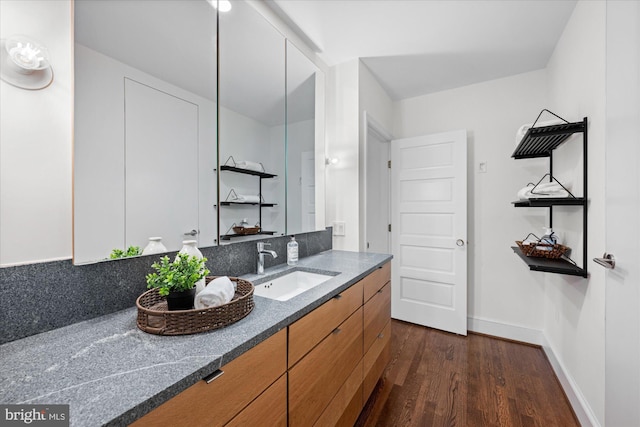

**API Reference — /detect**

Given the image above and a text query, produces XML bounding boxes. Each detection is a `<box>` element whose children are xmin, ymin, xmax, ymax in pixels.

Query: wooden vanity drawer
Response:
<box><xmin>313</xmin><ymin>360</ymin><xmax>363</xmax><ymax>427</ymax></box>
<box><xmin>131</xmin><ymin>329</ymin><xmax>286</xmax><ymax>427</ymax></box>
<box><xmin>363</xmin><ymin>282</ymin><xmax>391</xmax><ymax>352</ymax></box>
<box><xmin>289</xmin><ymin>307</ymin><xmax>363</xmax><ymax>427</ymax></box>
<box><xmin>288</xmin><ymin>281</ymin><xmax>363</xmax><ymax>368</ymax></box>
<box><xmin>226</xmin><ymin>374</ymin><xmax>287</xmax><ymax>427</ymax></box>
<box><xmin>363</xmin><ymin>262</ymin><xmax>391</xmax><ymax>303</ymax></box>
<box><xmin>363</xmin><ymin>320</ymin><xmax>391</xmax><ymax>402</ymax></box>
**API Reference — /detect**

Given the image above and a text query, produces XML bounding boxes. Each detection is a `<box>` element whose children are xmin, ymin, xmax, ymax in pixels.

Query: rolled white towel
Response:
<box><xmin>235</xmin><ymin>160</ymin><xmax>263</xmax><ymax>172</ymax></box>
<box><xmin>233</xmin><ymin>194</ymin><xmax>260</xmax><ymax>203</ymax></box>
<box><xmin>517</xmin><ymin>184</ymin><xmax>534</xmax><ymax>200</ymax></box>
<box><xmin>528</xmin><ymin>189</ymin><xmax>569</xmax><ymax>199</ymax></box>
<box><xmin>518</xmin><ymin>181</ymin><xmax>571</xmax><ymax>199</ymax></box>
<box><xmin>195</xmin><ymin>276</ymin><xmax>235</xmax><ymax>309</ymax></box>
<box><xmin>516</xmin><ymin>119</ymin><xmax>565</xmax><ymax>145</ymax></box>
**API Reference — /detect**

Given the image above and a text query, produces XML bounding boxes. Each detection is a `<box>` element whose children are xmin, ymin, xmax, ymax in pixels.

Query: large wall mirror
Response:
<box><xmin>286</xmin><ymin>40</ymin><xmax>324</xmax><ymax>236</ymax></box>
<box><xmin>73</xmin><ymin>0</ymin><xmax>325</xmax><ymax>264</ymax></box>
<box><xmin>74</xmin><ymin>0</ymin><xmax>217</xmax><ymax>264</ymax></box>
<box><xmin>217</xmin><ymin>0</ymin><xmax>286</xmax><ymax>243</ymax></box>
<box><xmin>217</xmin><ymin>2</ymin><xmax>326</xmax><ymax>243</ymax></box>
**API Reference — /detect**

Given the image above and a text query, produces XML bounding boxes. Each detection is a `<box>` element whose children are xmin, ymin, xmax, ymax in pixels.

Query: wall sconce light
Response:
<box><xmin>0</xmin><ymin>35</ymin><xmax>53</xmax><ymax>90</ymax></box>
<box><xmin>325</xmin><ymin>157</ymin><xmax>339</xmax><ymax>166</ymax></box>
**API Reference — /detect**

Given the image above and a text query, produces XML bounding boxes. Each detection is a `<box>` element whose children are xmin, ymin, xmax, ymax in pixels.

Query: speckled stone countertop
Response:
<box><xmin>0</xmin><ymin>250</ymin><xmax>391</xmax><ymax>427</ymax></box>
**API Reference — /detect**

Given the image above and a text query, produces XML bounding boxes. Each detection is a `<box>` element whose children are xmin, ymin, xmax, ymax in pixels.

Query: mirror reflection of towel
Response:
<box><xmin>233</xmin><ymin>194</ymin><xmax>260</xmax><ymax>203</ymax></box>
<box><xmin>235</xmin><ymin>160</ymin><xmax>263</xmax><ymax>172</ymax></box>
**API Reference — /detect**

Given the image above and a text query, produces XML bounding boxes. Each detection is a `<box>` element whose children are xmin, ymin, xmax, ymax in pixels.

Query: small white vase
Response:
<box><xmin>180</xmin><ymin>240</ymin><xmax>206</xmax><ymax>294</ymax></box>
<box><xmin>142</xmin><ymin>237</ymin><xmax>167</xmax><ymax>255</ymax></box>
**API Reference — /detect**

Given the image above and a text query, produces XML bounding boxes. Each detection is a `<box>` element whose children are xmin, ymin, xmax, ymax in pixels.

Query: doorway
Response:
<box><xmin>364</xmin><ymin>112</ymin><xmax>392</xmax><ymax>254</ymax></box>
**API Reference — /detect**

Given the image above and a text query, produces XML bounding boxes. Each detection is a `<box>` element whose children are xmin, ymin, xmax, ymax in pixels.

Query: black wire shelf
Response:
<box><xmin>511</xmin><ymin>247</ymin><xmax>587</xmax><ymax>278</ymax></box>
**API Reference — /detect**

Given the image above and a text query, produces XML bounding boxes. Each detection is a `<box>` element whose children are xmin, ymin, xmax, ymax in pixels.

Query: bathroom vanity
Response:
<box><xmin>0</xmin><ymin>251</ymin><xmax>391</xmax><ymax>426</ymax></box>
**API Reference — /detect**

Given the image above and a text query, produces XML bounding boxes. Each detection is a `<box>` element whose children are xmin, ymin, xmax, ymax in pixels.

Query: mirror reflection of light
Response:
<box><xmin>218</xmin><ymin>1</ymin><xmax>232</xmax><ymax>12</ymax></box>
<box><xmin>208</xmin><ymin>0</ymin><xmax>232</xmax><ymax>12</ymax></box>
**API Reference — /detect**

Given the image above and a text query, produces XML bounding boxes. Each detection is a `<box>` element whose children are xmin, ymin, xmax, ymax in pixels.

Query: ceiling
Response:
<box><xmin>272</xmin><ymin>0</ymin><xmax>578</xmax><ymax>100</ymax></box>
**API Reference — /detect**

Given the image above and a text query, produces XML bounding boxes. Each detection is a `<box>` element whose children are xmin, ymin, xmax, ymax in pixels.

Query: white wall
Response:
<box><xmin>544</xmin><ymin>1</ymin><xmax>606</xmax><ymax>425</ymax></box>
<box><xmin>325</xmin><ymin>59</ymin><xmax>395</xmax><ymax>251</ymax></box>
<box><xmin>0</xmin><ymin>0</ymin><xmax>72</xmax><ymax>266</ymax></box>
<box><xmin>325</xmin><ymin>59</ymin><xmax>360</xmax><ymax>250</ymax></box>
<box><xmin>393</xmin><ymin>70</ymin><xmax>549</xmax><ymax>332</ymax></box>
<box><xmin>74</xmin><ymin>44</ymin><xmax>217</xmax><ymax>263</ymax></box>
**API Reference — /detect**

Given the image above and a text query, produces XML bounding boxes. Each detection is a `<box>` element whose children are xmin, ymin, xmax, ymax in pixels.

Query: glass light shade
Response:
<box><xmin>5</xmin><ymin>35</ymin><xmax>50</xmax><ymax>72</ymax></box>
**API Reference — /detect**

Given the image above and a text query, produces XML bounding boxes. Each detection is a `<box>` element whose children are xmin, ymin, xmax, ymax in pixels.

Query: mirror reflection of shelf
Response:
<box><xmin>220</xmin><ymin>165</ymin><xmax>277</xmax><ymax>179</ymax></box>
<box><xmin>220</xmin><ymin>231</ymin><xmax>277</xmax><ymax>241</ymax></box>
<box><xmin>219</xmin><ymin>156</ymin><xmax>277</xmax><ymax>178</ymax></box>
<box><xmin>219</xmin><ymin>156</ymin><xmax>279</xmax><ymax>241</ymax></box>
<box><xmin>220</xmin><ymin>189</ymin><xmax>277</xmax><ymax>207</ymax></box>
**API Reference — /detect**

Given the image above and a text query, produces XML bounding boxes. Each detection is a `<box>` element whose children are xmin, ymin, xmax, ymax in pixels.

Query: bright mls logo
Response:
<box><xmin>0</xmin><ymin>405</ymin><xmax>69</xmax><ymax>427</ymax></box>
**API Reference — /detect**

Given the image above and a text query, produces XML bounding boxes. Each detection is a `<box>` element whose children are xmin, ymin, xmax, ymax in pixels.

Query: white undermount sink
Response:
<box><xmin>253</xmin><ymin>270</ymin><xmax>335</xmax><ymax>301</ymax></box>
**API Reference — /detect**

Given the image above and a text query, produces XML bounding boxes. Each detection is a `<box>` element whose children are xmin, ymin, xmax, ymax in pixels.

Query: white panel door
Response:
<box><xmin>605</xmin><ymin>2</ymin><xmax>640</xmax><ymax>425</ymax></box>
<box><xmin>391</xmin><ymin>130</ymin><xmax>467</xmax><ymax>335</ymax></box>
<box><xmin>125</xmin><ymin>78</ymin><xmax>199</xmax><ymax>252</ymax></box>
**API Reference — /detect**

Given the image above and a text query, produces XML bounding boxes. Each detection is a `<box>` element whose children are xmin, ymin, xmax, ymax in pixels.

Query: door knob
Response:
<box><xmin>184</xmin><ymin>229</ymin><xmax>198</xmax><ymax>236</ymax></box>
<box><xmin>593</xmin><ymin>253</ymin><xmax>615</xmax><ymax>269</ymax></box>
<box><xmin>456</xmin><ymin>239</ymin><xmax>465</xmax><ymax>247</ymax></box>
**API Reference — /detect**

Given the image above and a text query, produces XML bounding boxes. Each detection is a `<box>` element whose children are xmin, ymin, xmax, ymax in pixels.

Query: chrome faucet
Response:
<box><xmin>257</xmin><ymin>242</ymin><xmax>278</xmax><ymax>274</ymax></box>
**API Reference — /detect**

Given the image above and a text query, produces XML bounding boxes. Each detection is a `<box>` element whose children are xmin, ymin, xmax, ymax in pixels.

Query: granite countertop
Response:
<box><xmin>0</xmin><ymin>250</ymin><xmax>392</xmax><ymax>427</ymax></box>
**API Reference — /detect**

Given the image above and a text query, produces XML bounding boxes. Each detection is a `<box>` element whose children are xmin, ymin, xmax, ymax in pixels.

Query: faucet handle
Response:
<box><xmin>257</xmin><ymin>241</ymin><xmax>271</xmax><ymax>251</ymax></box>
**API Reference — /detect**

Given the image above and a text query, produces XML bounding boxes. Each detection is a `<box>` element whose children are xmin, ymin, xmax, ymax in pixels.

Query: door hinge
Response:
<box><xmin>388</xmin><ymin>160</ymin><xmax>391</xmax><ymax>169</ymax></box>
<box><xmin>388</xmin><ymin>224</ymin><xmax>391</xmax><ymax>232</ymax></box>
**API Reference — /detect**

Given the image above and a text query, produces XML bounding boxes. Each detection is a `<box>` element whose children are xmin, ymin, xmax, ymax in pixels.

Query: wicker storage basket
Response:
<box><xmin>232</xmin><ymin>226</ymin><xmax>260</xmax><ymax>235</ymax></box>
<box><xmin>516</xmin><ymin>241</ymin><xmax>570</xmax><ymax>259</ymax></box>
<box><xmin>136</xmin><ymin>276</ymin><xmax>254</xmax><ymax>336</ymax></box>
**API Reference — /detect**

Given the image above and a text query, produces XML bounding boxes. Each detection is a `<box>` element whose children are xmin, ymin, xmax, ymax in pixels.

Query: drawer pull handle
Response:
<box><xmin>333</xmin><ymin>294</ymin><xmax>342</xmax><ymax>300</ymax></box>
<box><xmin>378</xmin><ymin>333</ymin><xmax>384</xmax><ymax>339</ymax></box>
<box><xmin>332</xmin><ymin>327</ymin><xmax>342</xmax><ymax>335</ymax></box>
<box><xmin>377</xmin><ymin>288</ymin><xmax>384</xmax><ymax>294</ymax></box>
<box><xmin>204</xmin><ymin>369</ymin><xmax>224</xmax><ymax>384</ymax></box>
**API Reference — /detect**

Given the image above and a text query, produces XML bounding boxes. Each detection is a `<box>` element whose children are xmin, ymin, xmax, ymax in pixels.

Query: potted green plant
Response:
<box><xmin>109</xmin><ymin>245</ymin><xmax>142</xmax><ymax>259</ymax></box>
<box><xmin>145</xmin><ymin>253</ymin><xmax>210</xmax><ymax>311</ymax></box>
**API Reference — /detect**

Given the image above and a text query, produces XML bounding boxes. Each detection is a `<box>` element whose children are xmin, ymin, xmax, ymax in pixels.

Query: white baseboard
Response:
<box><xmin>467</xmin><ymin>316</ymin><xmax>599</xmax><ymax>427</ymax></box>
<box><xmin>540</xmin><ymin>336</ymin><xmax>601</xmax><ymax>427</ymax></box>
<box><xmin>467</xmin><ymin>316</ymin><xmax>544</xmax><ymax>345</ymax></box>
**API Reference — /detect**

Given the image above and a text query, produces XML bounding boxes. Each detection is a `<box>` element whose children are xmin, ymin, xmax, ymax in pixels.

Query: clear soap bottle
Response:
<box><xmin>287</xmin><ymin>236</ymin><xmax>299</xmax><ymax>266</ymax></box>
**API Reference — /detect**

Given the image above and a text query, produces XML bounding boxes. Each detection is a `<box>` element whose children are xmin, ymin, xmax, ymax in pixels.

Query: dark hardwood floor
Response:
<box><xmin>356</xmin><ymin>320</ymin><xmax>579</xmax><ymax>427</ymax></box>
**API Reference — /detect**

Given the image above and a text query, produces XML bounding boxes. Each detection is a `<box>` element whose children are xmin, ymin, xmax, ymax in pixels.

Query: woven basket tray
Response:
<box><xmin>136</xmin><ymin>276</ymin><xmax>254</xmax><ymax>336</ymax></box>
<box><xmin>516</xmin><ymin>241</ymin><xmax>570</xmax><ymax>259</ymax></box>
<box><xmin>233</xmin><ymin>226</ymin><xmax>260</xmax><ymax>235</ymax></box>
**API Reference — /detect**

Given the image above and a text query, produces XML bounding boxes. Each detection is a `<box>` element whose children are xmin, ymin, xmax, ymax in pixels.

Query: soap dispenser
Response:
<box><xmin>287</xmin><ymin>236</ymin><xmax>299</xmax><ymax>266</ymax></box>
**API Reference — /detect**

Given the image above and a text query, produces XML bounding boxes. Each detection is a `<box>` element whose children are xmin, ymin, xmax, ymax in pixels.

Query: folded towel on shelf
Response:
<box><xmin>517</xmin><ymin>182</ymin><xmax>570</xmax><ymax>200</ymax></box>
<box><xmin>235</xmin><ymin>160</ymin><xmax>263</xmax><ymax>172</ymax></box>
<box><xmin>195</xmin><ymin>276</ymin><xmax>235</xmax><ymax>309</ymax></box>
<box><xmin>233</xmin><ymin>194</ymin><xmax>260</xmax><ymax>203</ymax></box>
<box><xmin>515</xmin><ymin>119</ymin><xmax>565</xmax><ymax>145</ymax></box>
